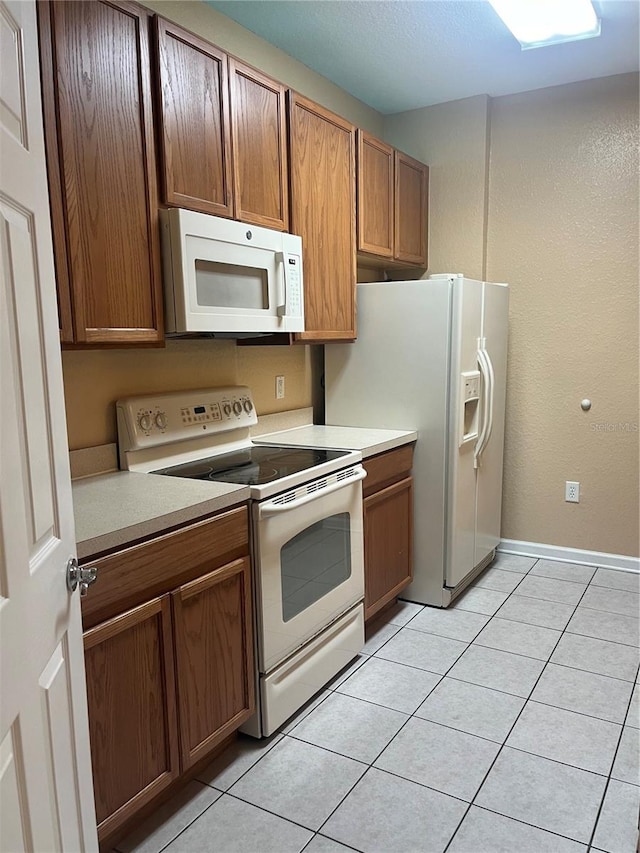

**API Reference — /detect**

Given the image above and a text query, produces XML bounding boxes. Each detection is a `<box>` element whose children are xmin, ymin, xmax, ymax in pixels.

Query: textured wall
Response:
<box><xmin>61</xmin><ymin>0</ymin><xmax>381</xmax><ymax>451</ymax></box>
<box><xmin>141</xmin><ymin>0</ymin><xmax>384</xmax><ymax>134</ymax></box>
<box><xmin>487</xmin><ymin>74</ymin><xmax>639</xmax><ymax>556</ymax></box>
<box><xmin>383</xmin><ymin>74</ymin><xmax>639</xmax><ymax>557</ymax></box>
<box><xmin>62</xmin><ymin>340</ymin><xmax>314</xmax><ymax>450</ymax></box>
<box><xmin>383</xmin><ymin>95</ymin><xmax>490</xmax><ymax>280</ymax></box>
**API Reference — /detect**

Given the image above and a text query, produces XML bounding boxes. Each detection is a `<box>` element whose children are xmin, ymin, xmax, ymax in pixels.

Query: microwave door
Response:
<box><xmin>169</xmin><ymin>233</ymin><xmax>302</xmax><ymax>335</ymax></box>
<box><xmin>183</xmin><ymin>236</ymin><xmax>274</xmax><ymax>331</ymax></box>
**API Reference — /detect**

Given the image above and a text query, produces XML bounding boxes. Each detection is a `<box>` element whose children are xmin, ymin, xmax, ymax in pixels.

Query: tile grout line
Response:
<box><xmin>154</xmin><ymin>560</ymin><xmax>636</xmax><ymax>853</ymax></box>
<box><xmin>585</xmin><ymin>654</ymin><xmax>640</xmax><ymax>852</ymax></box>
<box><xmin>308</xmin><ymin>596</ymin><xmax>500</xmax><ymax>846</ymax></box>
<box><xmin>152</xmin><ymin>735</ymin><xmax>294</xmax><ymax>853</ymax></box>
<box><xmin>300</xmin><ymin>832</ymin><xmax>362</xmax><ymax>853</ymax></box>
<box><xmin>192</xmin><ymin>603</ymin><xmax>442</xmax><ymax>850</ymax></box>
<box><xmin>312</xmin><ymin>575</ymin><xmax>530</xmax><ymax>848</ymax></box>
<box><xmin>442</xmin><ymin>559</ymin><xmax>604</xmax><ymax>852</ymax></box>
<box><xmin>153</xmin><ymin>796</ymin><xmax>222</xmax><ymax>853</ymax></box>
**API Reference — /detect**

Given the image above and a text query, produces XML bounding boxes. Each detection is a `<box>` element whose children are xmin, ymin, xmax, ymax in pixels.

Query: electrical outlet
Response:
<box><xmin>565</xmin><ymin>481</ymin><xmax>580</xmax><ymax>503</ymax></box>
<box><xmin>275</xmin><ymin>375</ymin><xmax>285</xmax><ymax>400</ymax></box>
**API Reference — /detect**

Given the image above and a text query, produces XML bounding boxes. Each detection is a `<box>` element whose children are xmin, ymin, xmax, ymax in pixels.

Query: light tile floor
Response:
<box><xmin>114</xmin><ymin>554</ymin><xmax>640</xmax><ymax>853</ymax></box>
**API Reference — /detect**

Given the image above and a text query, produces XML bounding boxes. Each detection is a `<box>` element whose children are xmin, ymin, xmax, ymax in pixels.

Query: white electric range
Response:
<box><xmin>116</xmin><ymin>386</ymin><xmax>366</xmax><ymax>736</ymax></box>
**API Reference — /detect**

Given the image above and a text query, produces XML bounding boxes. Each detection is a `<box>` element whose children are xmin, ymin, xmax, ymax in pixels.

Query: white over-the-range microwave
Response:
<box><xmin>160</xmin><ymin>208</ymin><xmax>304</xmax><ymax>336</ymax></box>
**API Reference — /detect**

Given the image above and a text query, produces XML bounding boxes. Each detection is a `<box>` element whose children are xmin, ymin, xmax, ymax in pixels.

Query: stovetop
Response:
<box><xmin>116</xmin><ymin>387</ymin><xmax>362</xmax><ymax>498</ymax></box>
<box><xmin>152</xmin><ymin>445</ymin><xmax>352</xmax><ymax>487</ymax></box>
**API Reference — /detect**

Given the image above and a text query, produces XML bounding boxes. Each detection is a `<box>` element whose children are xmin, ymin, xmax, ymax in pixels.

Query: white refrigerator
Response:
<box><xmin>325</xmin><ymin>274</ymin><xmax>509</xmax><ymax>607</ymax></box>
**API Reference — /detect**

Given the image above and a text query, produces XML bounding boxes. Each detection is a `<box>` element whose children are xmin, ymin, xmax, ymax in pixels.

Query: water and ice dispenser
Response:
<box><xmin>459</xmin><ymin>371</ymin><xmax>481</xmax><ymax>445</ymax></box>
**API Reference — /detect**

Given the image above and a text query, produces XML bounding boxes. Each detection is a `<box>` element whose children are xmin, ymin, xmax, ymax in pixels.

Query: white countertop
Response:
<box><xmin>73</xmin><ymin>471</ymin><xmax>249</xmax><ymax>560</ymax></box>
<box><xmin>254</xmin><ymin>424</ymin><xmax>417</xmax><ymax>457</ymax></box>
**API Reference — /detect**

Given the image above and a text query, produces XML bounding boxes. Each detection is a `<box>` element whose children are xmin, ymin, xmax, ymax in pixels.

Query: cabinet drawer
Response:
<box><xmin>81</xmin><ymin>506</ymin><xmax>249</xmax><ymax>629</ymax></box>
<box><xmin>363</xmin><ymin>444</ymin><xmax>414</xmax><ymax>497</ymax></box>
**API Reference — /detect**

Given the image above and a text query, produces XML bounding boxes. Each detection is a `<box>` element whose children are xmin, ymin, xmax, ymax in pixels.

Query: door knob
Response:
<box><xmin>66</xmin><ymin>557</ymin><xmax>98</xmax><ymax>597</ymax></box>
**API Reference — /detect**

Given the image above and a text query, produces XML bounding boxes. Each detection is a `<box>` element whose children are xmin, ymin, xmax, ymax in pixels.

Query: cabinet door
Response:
<box><xmin>363</xmin><ymin>476</ymin><xmax>413</xmax><ymax>621</ymax></box>
<box><xmin>229</xmin><ymin>59</ymin><xmax>288</xmax><ymax>231</ymax></box>
<box><xmin>39</xmin><ymin>0</ymin><xmax>163</xmax><ymax>344</ymax></box>
<box><xmin>172</xmin><ymin>557</ymin><xmax>255</xmax><ymax>769</ymax></box>
<box><xmin>155</xmin><ymin>18</ymin><xmax>232</xmax><ymax>218</ymax></box>
<box><xmin>83</xmin><ymin>596</ymin><xmax>179</xmax><ymax>840</ymax></box>
<box><xmin>288</xmin><ymin>92</ymin><xmax>356</xmax><ymax>342</ymax></box>
<box><xmin>394</xmin><ymin>151</ymin><xmax>428</xmax><ymax>266</ymax></box>
<box><xmin>357</xmin><ymin>131</ymin><xmax>394</xmax><ymax>259</ymax></box>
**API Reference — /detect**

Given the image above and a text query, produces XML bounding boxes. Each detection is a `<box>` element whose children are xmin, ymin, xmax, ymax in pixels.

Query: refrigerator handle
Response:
<box><xmin>484</xmin><ymin>347</ymin><xmax>496</xmax><ymax>449</ymax></box>
<box><xmin>474</xmin><ymin>347</ymin><xmax>490</xmax><ymax>469</ymax></box>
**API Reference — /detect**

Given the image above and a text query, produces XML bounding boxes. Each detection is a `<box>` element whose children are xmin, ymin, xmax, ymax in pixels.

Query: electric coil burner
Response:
<box><xmin>116</xmin><ymin>386</ymin><xmax>366</xmax><ymax>737</ymax></box>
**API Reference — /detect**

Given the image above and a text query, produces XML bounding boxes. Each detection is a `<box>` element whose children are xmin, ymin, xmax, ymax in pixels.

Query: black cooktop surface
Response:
<box><xmin>152</xmin><ymin>445</ymin><xmax>351</xmax><ymax>486</ymax></box>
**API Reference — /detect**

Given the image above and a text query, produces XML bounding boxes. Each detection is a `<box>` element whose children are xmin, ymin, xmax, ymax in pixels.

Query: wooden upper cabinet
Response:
<box><xmin>38</xmin><ymin>0</ymin><xmax>163</xmax><ymax>345</ymax></box>
<box><xmin>288</xmin><ymin>92</ymin><xmax>357</xmax><ymax>342</ymax></box>
<box><xmin>83</xmin><ymin>596</ymin><xmax>179</xmax><ymax>840</ymax></box>
<box><xmin>394</xmin><ymin>150</ymin><xmax>429</xmax><ymax>266</ymax></box>
<box><xmin>154</xmin><ymin>17</ymin><xmax>232</xmax><ymax>218</ymax></box>
<box><xmin>356</xmin><ymin>132</ymin><xmax>429</xmax><ymax>268</ymax></box>
<box><xmin>172</xmin><ymin>557</ymin><xmax>255</xmax><ymax>769</ymax></box>
<box><xmin>229</xmin><ymin>59</ymin><xmax>288</xmax><ymax>230</ymax></box>
<box><xmin>357</xmin><ymin>130</ymin><xmax>394</xmax><ymax>259</ymax></box>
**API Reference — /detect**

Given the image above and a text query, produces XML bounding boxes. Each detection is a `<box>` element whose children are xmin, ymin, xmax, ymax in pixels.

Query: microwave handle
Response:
<box><xmin>275</xmin><ymin>252</ymin><xmax>287</xmax><ymax>317</ymax></box>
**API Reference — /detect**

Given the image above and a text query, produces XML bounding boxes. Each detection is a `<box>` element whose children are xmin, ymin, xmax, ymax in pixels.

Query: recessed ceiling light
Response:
<box><xmin>488</xmin><ymin>0</ymin><xmax>601</xmax><ymax>50</ymax></box>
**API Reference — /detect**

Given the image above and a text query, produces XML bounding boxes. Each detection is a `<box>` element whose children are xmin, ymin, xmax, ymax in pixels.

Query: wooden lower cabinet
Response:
<box><xmin>83</xmin><ymin>596</ymin><xmax>179</xmax><ymax>838</ymax></box>
<box><xmin>172</xmin><ymin>557</ymin><xmax>255</xmax><ymax>769</ymax></box>
<box><xmin>362</xmin><ymin>445</ymin><xmax>415</xmax><ymax>621</ymax></box>
<box><xmin>81</xmin><ymin>508</ymin><xmax>254</xmax><ymax>842</ymax></box>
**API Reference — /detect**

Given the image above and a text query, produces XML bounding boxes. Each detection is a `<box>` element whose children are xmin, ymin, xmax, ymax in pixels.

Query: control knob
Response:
<box><xmin>138</xmin><ymin>412</ymin><xmax>152</xmax><ymax>432</ymax></box>
<box><xmin>223</xmin><ymin>403</ymin><xmax>232</xmax><ymax>417</ymax></box>
<box><xmin>233</xmin><ymin>401</ymin><xmax>242</xmax><ymax>415</ymax></box>
<box><xmin>155</xmin><ymin>412</ymin><xmax>167</xmax><ymax>430</ymax></box>
<box><xmin>243</xmin><ymin>399</ymin><xmax>253</xmax><ymax>413</ymax></box>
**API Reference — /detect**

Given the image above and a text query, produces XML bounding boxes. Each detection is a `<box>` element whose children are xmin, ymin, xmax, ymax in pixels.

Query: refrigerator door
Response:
<box><xmin>474</xmin><ymin>282</ymin><xmax>509</xmax><ymax>567</ymax></box>
<box><xmin>445</xmin><ymin>277</ymin><xmax>484</xmax><ymax>589</ymax></box>
<box><xmin>325</xmin><ymin>280</ymin><xmax>452</xmax><ymax>606</ymax></box>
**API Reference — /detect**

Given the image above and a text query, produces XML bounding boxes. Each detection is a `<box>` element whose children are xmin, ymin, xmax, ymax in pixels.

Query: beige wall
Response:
<box><xmin>140</xmin><ymin>0</ymin><xmax>384</xmax><ymax>135</ymax></box>
<box><xmin>62</xmin><ymin>340</ymin><xmax>314</xmax><ymax>451</ymax></box>
<box><xmin>385</xmin><ymin>74</ymin><xmax>639</xmax><ymax>557</ymax></box>
<box><xmin>383</xmin><ymin>95</ymin><xmax>491</xmax><ymax>281</ymax></box>
<box><xmin>487</xmin><ymin>74</ymin><xmax>639</xmax><ymax>557</ymax></box>
<box><xmin>62</xmin><ymin>0</ymin><xmax>383</xmax><ymax>451</ymax></box>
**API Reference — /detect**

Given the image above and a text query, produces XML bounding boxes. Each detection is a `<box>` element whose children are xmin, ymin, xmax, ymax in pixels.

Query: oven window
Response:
<box><xmin>280</xmin><ymin>513</ymin><xmax>351</xmax><ymax>622</ymax></box>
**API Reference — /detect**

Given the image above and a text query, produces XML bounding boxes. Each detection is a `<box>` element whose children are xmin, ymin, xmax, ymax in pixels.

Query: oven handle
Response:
<box><xmin>258</xmin><ymin>468</ymin><xmax>367</xmax><ymax>517</ymax></box>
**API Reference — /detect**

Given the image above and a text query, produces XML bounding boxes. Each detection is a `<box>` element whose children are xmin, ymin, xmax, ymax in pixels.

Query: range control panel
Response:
<box><xmin>116</xmin><ymin>385</ymin><xmax>258</xmax><ymax>453</ymax></box>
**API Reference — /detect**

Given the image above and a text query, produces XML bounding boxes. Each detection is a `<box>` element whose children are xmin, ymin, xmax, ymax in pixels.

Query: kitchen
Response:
<box><xmin>1</xmin><ymin>1</ymin><xmax>638</xmax><ymax>852</ymax></box>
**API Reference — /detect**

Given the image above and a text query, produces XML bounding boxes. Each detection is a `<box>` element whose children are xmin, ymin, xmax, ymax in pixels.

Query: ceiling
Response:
<box><xmin>206</xmin><ymin>0</ymin><xmax>640</xmax><ymax>114</ymax></box>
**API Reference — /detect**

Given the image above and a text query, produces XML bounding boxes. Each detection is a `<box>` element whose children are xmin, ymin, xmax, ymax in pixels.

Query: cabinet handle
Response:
<box><xmin>66</xmin><ymin>557</ymin><xmax>99</xmax><ymax>597</ymax></box>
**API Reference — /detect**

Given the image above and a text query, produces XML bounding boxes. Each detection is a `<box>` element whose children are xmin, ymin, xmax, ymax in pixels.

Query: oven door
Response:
<box><xmin>253</xmin><ymin>466</ymin><xmax>366</xmax><ymax>673</ymax></box>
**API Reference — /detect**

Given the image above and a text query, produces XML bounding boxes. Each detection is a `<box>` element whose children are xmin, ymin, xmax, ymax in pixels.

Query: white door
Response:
<box><xmin>0</xmin><ymin>2</ymin><xmax>98</xmax><ymax>850</ymax></box>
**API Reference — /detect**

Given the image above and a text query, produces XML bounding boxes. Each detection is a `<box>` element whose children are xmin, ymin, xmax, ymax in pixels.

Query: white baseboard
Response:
<box><xmin>498</xmin><ymin>539</ymin><xmax>640</xmax><ymax>574</ymax></box>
